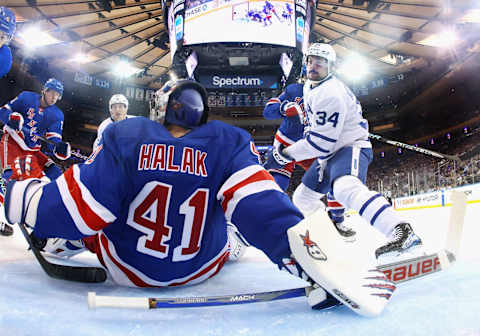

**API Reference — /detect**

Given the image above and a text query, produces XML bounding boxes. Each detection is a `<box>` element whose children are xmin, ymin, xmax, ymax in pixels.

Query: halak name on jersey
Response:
<box><xmin>138</xmin><ymin>144</ymin><xmax>208</xmax><ymax>177</ymax></box>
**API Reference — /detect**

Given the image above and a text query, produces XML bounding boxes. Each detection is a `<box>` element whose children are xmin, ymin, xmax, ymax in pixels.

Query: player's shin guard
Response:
<box><xmin>332</xmin><ymin>175</ymin><xmax>404</xmax><ymax>236</ymax></box>
<box><xmin>286</xmin><ymin>208</ymin><xmax>396</xmax><ymax>317</ymax></box>
<box><xmin>292</xmin><ymin>183</ymin><xmax>325</xmax><ymax>217</ymax></box>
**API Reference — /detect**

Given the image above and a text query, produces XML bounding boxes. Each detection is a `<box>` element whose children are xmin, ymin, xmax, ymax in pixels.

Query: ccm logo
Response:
<box><xmin>382</xmin><ymin>257</ymin><xmax>440</xmax><ymax>283</ymax></box>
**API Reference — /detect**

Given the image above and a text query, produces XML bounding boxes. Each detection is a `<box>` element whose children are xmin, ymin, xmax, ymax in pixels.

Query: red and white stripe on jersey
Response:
<box><xmin>266</xmin><ymin>97</ymin><xmax>281</xmax><ymax>106</ymax></box>
<box><xmin>274</xmin><ymin>130</ymin><xmax>295</xmax><ymax>147</ymax></box>
<box><xmin>45</xmin><ymin>131</ymin><xmax>61</xmax><ymax>139</ymax></box>
<box><xmin>56</xmin><ymin>165</ymin><xmax>116</xmax><ymax>235</ymax></box>
<box><xmin>217</xmin><ymin>165</ymin><xmax>281</xmax><ymax>222</ymax></box>
<box><xmin>98</xmin><ymin>232</ymin><xmax>229</xmax><ymax>287</ymax></box>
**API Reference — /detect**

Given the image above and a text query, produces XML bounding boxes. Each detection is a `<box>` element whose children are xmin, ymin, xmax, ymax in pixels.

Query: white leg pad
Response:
<box><xmin>287</xmin><ymin>209</ymin><xmax>396</xmax><ymax>317</ymax></box>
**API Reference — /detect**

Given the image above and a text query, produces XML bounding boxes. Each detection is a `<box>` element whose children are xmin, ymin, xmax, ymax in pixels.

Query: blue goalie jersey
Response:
<box><xmin>33</xmin><ymin>118</ymin><xmax>303</xmax><ymax>287</ymax></box>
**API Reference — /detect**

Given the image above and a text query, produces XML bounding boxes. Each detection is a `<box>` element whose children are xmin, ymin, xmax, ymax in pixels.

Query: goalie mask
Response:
<box><xmin>150</xmin><ymin>79</ymin><xmax>209</xmax><ymax>129</ymax></box>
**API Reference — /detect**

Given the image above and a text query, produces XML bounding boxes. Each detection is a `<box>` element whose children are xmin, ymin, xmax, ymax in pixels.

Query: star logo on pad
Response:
<box><xmin>300</xmin><ymin>230</ymin><xmax>327</xmax><ymax>261</ymax></box>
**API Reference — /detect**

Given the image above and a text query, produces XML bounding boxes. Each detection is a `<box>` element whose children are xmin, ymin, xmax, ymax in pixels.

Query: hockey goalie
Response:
<box><xmin>4</xmin><ymin>79</ymin><xmax>395</xmax><ymax>317</ymax></box>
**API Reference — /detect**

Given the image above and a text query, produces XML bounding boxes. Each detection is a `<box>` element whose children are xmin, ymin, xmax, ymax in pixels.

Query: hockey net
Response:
<box><xmin>232</xmin><ymin>1</ymin><xmax>249</xmax><ymax>21</ymax></box>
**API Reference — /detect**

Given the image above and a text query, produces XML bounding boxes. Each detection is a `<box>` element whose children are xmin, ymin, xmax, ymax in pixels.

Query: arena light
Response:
<box><xmin>18</xmin><ymin>27</ymin><xmax>60</xmax><ymax>49</ymax></box>
<box><xmin>460</xmin><ymin>9</ymin><xmax>480</xmax><ymax>23</ymax></box>
<box><xmin>70</xmin><ymin>53</ymin><xmax>93</xmax><ymax>64</ymax></box>
<box><xmin>113</xmin><ymin>61</ymin><xmax>141</xmax><ymax>78</ymax></box>
<box><xmin>337</xmin><ymin>53</ymin><xmax>369</xmax><ymax>81</ymax></box>
<box><xmin>169</xmin><ymin>71</ymin><xmax>178</xmax><ymax>81</ymax></box>
<box><xmin>418</xmin><ymin>29</ymin><xmax>458</xmax><ymax>48</ymax></box>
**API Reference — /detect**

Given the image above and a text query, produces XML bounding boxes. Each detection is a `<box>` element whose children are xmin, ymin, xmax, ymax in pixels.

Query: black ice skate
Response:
<box><xmin>0</xmin><ymin>221</ymin><xmax>14</xmax><ymax>237</ymax></box>
<box><xmin>375</xmin><ymin>223</ymin><xmax>423</xmax><ymax>259</ymax></box>
<box><xmin>332</xmin><ymin>220</ymin><xmax>356</xmax><ymax>242</ymax></box>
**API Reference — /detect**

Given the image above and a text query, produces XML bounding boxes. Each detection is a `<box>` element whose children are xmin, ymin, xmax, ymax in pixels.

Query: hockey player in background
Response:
<box><xmin>0</xmin><ymin>7</ymin><xmax>16</xmax><ymax>78</ymax></box>
<box><xmin>4</xmin><ymin>79</ymin><xmax>395</xmax><ymax>317</ymax></box>
<box><xmin>0</xmin><ymin>78</ymin><xmax>70</xmax><ymax>236</ymax></box>
<box><xmin>93</xmin><ymin>93</ymin><xmax>135</xmax><ymax>151</ymax></box>
<box><xmin>263</xmin><ymin>81</ymin><xmax>352</xmax><ymax>240</ymax></box>
<box><xmin>264</xmin><ymin>43</ymin><xmax>423</xmax><ymax>259</ymax></box>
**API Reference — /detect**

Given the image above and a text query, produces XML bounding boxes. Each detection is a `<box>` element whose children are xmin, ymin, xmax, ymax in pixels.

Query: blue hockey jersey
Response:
<box><xmin>33</xmin><ymin>118</ymin><xmax>304</xmax><ymax>287</ymax></box>
<box><xmin>0</xmin><ymin>45</ymin><xmax>12</xmax><ymax>78</ymax></box>
<box><xmin>263</xmin><ymin>83</ymin><xmax>305</xmax><ymax>145</ymax></box>
<box><xmin>0</xmin><ymin>91</ymin><xmax>65</xmax><ymax>151</ymax></box>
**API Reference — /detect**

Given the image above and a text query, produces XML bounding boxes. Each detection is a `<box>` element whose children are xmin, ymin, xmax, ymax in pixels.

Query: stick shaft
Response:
<box><xmin>369</xmin><ymin>133</ymin><xmax>459</xmax><ymax>161</ymax></box>
<box><xmin>89</xmin><ymin>287</ymin><xmax>309</xmax><ymax>309</ymax></box>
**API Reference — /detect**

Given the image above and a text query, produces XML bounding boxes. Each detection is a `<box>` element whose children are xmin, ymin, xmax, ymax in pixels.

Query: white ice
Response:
<box><xmin>1</xmin><ymin>202</ymin><xmax>479</xmax><ymax>336</ymax></box>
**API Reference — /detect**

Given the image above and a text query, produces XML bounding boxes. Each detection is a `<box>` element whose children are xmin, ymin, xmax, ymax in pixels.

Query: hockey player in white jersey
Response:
<box><xmin>92</xmin><ymin>94</ymin><xmax>135</xmax><ymax>151</ymax></box>
<box><xmin>264</xmin><ymin>43</ymin><xmax>423</xmax><ymax>259</ymax></box>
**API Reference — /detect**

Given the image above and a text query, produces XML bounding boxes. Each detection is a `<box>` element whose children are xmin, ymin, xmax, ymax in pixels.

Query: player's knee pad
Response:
<box><xmin>333</xmin><ymin>176</ymin><xmax>396</xmax><ymax>234</ymax></box>
<box><xmin>292</xmin><ymin>183</ymin><xmax>325</xmax><ymax>217</ymax></box>
<box><xmin>227</xmin><ymin>223</ymin><xmax>250</xmax><ymax>262</ymax></box>
<box><xmin>332</xmin><ymin>175</ymin><xmax>371</xmax><ymax>210</ymax></box>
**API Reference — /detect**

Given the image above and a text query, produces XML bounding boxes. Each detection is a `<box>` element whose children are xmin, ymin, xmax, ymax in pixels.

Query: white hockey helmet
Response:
<box><xmin>109</xmin><ymin>94</ymin><xmax>129</xmax><ymax>111</ymax></box>
<box><xmin>306</xmin><ymin>43</ymin><xmax>336</xmax><ymax>64</ymax></box>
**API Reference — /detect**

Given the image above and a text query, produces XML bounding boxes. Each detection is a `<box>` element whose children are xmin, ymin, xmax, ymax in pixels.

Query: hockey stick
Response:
<box><xmin>87</xmin><ymin>249</ymin><xmax>457</xmax><ymax>309</ymax></box>
<box><xmin>87</xmin><ymin>287</ymin><xmax>322</xmax><ymax>309</ymax></box>
<box><xmin>16</xmin><ymin>222</ymin><xmax>107</xmax><ymax>283</ymax></box>
<box><xmin>369</xmin><ymin>133</ymin><xmax>460</xmax><ymax>161</ymax></box>
<box><xmin>31</xmin><ymin>132</ymin><xmax>89</xmax><ymax>161</ymax></box>
<box><xmin>0</xmin><ymin>124</ymin><xmax>89</xmax><ymax>161</ymax></box>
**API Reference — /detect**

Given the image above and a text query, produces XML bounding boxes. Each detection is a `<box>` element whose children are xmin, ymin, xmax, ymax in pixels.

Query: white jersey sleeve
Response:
<box><xmin>93</xmin><ymin>118</ymin><xmax>113</xmax><ymax>151</ymax></box>
<box><xmin>93</xmin><ymin>115</ymin><xmax>137</xmax><ymax>151</ymax></box>
<box><xmin>284</xmin><ymin>76</ymin><xmax>370</xmax><ymax>162</ymax></box>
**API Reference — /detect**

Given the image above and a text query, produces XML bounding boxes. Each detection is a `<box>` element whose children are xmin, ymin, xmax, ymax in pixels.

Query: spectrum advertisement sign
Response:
<box><xmin>199</xmin><ymin>74</ymin><xmax>279</xmax><ymax>89</ymax></box>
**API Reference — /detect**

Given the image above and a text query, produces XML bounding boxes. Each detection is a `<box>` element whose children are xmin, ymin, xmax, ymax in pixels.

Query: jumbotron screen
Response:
<box><xmin>182</xmin><ymin>0</ymin><xmax>297</xmax><ymax>47</ymax></box>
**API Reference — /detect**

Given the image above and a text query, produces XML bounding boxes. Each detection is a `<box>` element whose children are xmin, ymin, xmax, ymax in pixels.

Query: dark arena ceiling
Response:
<box><xmin>2</xmin><ymin>0</ymin><xmax>480</xmax><ymax>150</ymax></box>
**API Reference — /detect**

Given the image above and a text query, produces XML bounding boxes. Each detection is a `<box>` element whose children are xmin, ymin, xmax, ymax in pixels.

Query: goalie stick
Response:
<box><xmin>88</xmin><ymin>189</ymin><xmax>467</xmax><ymax>309</ymax></box>
<box><xmin>87</xmin><ymin>248</ymin><xmax>457</xmax><ymax>309</ymax></box>
<box><xmin>17</xmin><ymin>222</ymin><xmax>107</xmax><ymax>283</ymax></box>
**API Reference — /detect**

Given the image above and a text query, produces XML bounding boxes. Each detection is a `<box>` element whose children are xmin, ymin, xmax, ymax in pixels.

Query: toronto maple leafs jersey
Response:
<box><xmin>0</xmin><ymin>45</ymin><xmax>12</xmax><ymax>78</ymax></box>
<box><xmin>92</xmin><ymin>115</ymin><xmax>136</xmax><ymax>151</ymax></box>
<box><xmin>263</xmin><ymin>83</ymin><xmax>305</xmax><ymax>146</ymax></box>
<box><xmin>284</xmin><ymin>76</ymin><xmax>371</xmax><ymax>162</ymax></box>
<box><xmin>0</xmin><ymin>91</ymin><xmax>65</xmax><ymax>152</ymax></box>
<box><xmin>33</xmin><ymin>117</ymin><xmax>303</xmax><ymax>287</ymax></box>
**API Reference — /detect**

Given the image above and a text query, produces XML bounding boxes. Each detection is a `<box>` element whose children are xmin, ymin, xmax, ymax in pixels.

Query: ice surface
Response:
<box><xmin>1</xmin><ymin>203</ymin><xmax>479</xmax><ymax>336</ymax></box>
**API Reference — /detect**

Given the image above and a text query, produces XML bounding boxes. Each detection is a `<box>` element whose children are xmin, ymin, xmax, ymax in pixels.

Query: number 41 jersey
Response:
<box><xmin>33</xmin><ymin>118</ymin><xmax>303</xmax><ymax>287</ymax></box>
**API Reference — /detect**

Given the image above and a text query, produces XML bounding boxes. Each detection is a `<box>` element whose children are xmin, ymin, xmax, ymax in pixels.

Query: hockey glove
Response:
<box><xmin>281</xmin><ymin>256</ymin><xmax>340</xmax><ymax>310</ymax></box>
<box><xmin>263</xmin><ymin>145</ymin><xmax>293</xmax><ymax>171</ymax></box>
<box><xmin>7</xmin><ymin>112</ymin><xmax>24</xmax><ymax>132</ymax></box>
<box><xmin>54</xmin><ymin>141</ymin><xmax>71</xmax><ymax>160</ymax></box>
<box><xmin>10</xmin><ymin>155</ymin><xmax>45</xmax><ymax>181</ymax></box>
